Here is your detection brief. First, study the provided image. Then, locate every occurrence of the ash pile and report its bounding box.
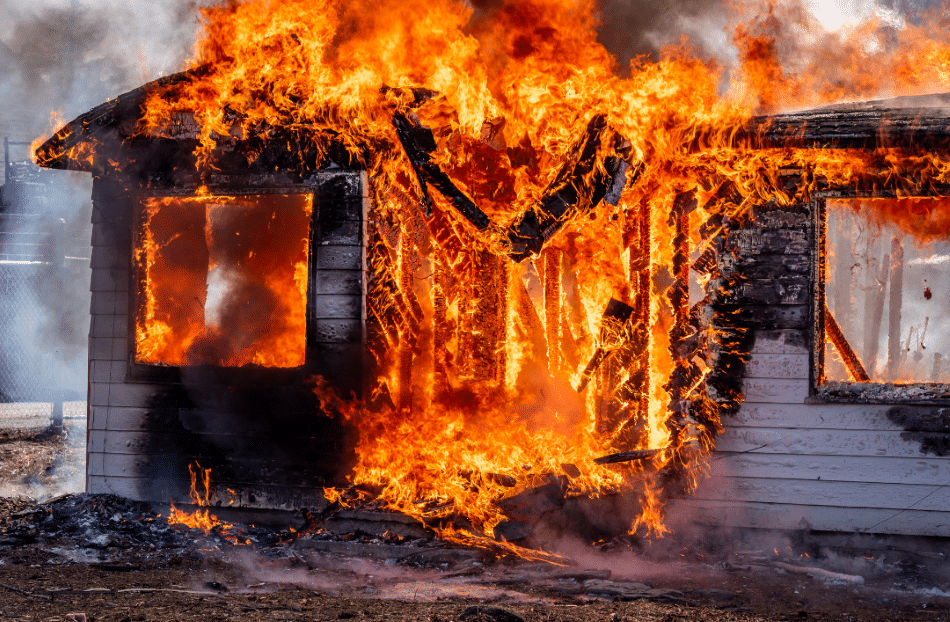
[0,494,446,562]
[1,492,948,599]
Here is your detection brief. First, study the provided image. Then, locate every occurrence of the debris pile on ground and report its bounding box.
[0,429,949,620]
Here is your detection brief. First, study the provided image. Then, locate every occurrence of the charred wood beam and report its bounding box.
[691,246,717,276]
[575,298,635,392]
[506,115,636,261]
[824,302,870,382]
[392,111,639,261]
[738,93,950,151]
[544,248,562,373]
[593,449,661,465]
[633,205,651,425]
[668,191,694,345]
[664,358,704,404]
[392,112,491,228]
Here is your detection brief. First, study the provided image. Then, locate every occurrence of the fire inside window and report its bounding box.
[822,198,950,384]
[135,194,313,368]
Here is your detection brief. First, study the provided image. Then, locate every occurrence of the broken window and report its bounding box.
[821,197,950,386]
[134,193,313,368]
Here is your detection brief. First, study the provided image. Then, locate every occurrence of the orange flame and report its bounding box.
[167,462,248,544]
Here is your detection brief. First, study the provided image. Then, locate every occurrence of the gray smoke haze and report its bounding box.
[0,1,205,142]
[595,0,733,71]
[0,1,208,443]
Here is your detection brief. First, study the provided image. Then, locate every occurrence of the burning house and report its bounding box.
[27,0,950,547]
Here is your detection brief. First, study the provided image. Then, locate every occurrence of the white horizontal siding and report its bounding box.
[693,330,950,537]
[708,453,950,486]
[667,499,950,537]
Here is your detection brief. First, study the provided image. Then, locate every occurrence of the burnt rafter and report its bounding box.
[391,111,639,261]
[505,115,636,261]
[392,111,491,228]
[593,448,661,465]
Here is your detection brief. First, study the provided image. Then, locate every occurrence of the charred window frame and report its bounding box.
[813,191,950,403]
[125,176,366,386]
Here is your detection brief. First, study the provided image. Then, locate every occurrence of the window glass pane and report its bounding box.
[136,194,312,368]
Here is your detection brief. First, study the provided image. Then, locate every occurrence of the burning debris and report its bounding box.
[1,487,949,621]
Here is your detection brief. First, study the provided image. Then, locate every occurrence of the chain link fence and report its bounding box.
[0,141,91,435]
[0,213,72,430]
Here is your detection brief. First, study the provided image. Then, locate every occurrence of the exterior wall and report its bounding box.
[86,172,368,510]
[86,177,136,498]
[670,193,950,537]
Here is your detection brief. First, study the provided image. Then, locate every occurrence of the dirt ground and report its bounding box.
[1,428,949,622]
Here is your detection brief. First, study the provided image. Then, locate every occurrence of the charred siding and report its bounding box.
[86,172,366,511]
[672,178,950,538]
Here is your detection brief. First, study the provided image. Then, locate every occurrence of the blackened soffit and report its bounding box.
[745,92,950,151]
[34,67,209,173]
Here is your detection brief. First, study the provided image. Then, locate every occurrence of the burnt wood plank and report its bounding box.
[315,294,362,319]
[749,330,809,354]
[744,353,810,379]
[316,246,361,270]
[719,304,809,330]
[88,451,346,486]
[88,429,354,458]
[318,220,361,245]
[740,378,810,403]
[735,279,810,305]
[730,229,809,255]
[313,319,362,343]
[316,270,362,296]
[750,204,810,229]
[86,474,328,510]
[725,253,811,279]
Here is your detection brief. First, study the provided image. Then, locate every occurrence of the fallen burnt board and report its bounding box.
[1,493,950,621]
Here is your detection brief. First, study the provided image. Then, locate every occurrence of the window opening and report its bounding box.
[822,197,950,384]
[135,193,313,368]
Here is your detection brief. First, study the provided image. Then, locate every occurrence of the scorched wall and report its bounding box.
[85,171,368,511]
[671,187,950,538]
